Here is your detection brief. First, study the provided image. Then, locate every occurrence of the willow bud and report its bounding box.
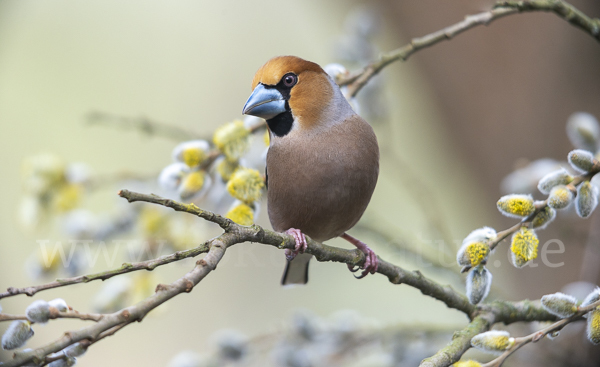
[1,321,34,350]
[497,194,535,218]
[541,292,578,318]
[532,206,556,230]
[462,227,497,244]
[471,330,514,355]
[466,266,492,305]
[172,140,210,168]
[548,185,574,210]
[568,149,597,173]
[576,181,598,218]
[25,299,51,324]
[213,120,251,161]
[581,287,600,319]
[457,241,490,268]
[587,309,600,345]
[566,112,599,153]
[538,168,573,195]
[510,227,539,268]
[226,168,265,203]
[48,356,77,367]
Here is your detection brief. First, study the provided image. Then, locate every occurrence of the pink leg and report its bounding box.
[341,233,379,279]
[284,228,308,261]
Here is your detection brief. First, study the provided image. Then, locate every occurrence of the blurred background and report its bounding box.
[0,0,599,366]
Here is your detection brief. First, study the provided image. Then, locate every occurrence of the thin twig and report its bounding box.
[0,242,210,300]
[86,111,204,141]
[338,0,600,97]
[482,299,600,367]
[0,311,103,323]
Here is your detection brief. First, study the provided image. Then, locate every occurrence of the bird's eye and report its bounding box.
[282,73,297,88]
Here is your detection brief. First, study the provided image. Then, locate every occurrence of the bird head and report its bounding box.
[243,56,351,138]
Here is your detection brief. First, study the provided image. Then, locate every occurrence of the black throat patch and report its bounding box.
[267,109,294,137]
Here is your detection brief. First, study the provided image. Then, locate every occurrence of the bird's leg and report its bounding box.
[341,233,379,279]
[284,228,308,261]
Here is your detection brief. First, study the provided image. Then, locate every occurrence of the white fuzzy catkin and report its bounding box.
[466,266,492,305]
[158,163,189,191]
[581,287,600,319]
[48,298,69,312]
[568,149,597,173]
[172,140,210,168]
[537,168,573,195]
[496,194,535,218]
[63,342,87,358]
[548,185,574,210]
[48,356,77,367]
[213,329,248,361]
[1,321,34,350]
[566,112,600,153]
[532,206,556,229]
[587,309,600,345]
[462,227,497,245]
[541,292,579,318]
[576,181,599,218]
[471,330,513,355]
[25,299,51,323]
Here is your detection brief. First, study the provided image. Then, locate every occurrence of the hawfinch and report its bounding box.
[242,56,379,285]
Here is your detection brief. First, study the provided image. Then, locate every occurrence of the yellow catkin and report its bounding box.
[139,207,169,236]
[54,184,81,212]
[225,203,254,226]
[453,361,482,367]
[213,120,250,161]
[497,195,535,217]
[182,147,206,168]
[548,186,573,209]
[38,248,61,272]
[226,168,265,203]
[489,335,510,350]
[532,206,556,229]
[263,129,270,146]
[466,242,490,267]
[511,227,539,266]
[217,159,240,182]
[182,171,205,192]
[588,309,600,345]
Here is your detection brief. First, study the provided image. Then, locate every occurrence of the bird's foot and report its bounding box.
[284,228,308,261]
[341,233,378,279]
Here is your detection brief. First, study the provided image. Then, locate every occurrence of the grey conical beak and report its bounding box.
[242,84,286,120]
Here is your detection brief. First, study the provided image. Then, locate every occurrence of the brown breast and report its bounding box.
[266,114,379,242]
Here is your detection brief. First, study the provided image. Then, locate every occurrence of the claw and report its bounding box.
[341,233,379,279]
[284,228,307,261]
[347,263,360,272]
[354,269,369,279]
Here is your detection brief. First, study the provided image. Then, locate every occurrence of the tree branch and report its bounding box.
[338,0,600,97]
[420,315,494,367]
[0,242,210,300]
[86,111,204,141]
[482,299,600,367]
[0,311,102,323]
[0,231,230,367]
[0,191,560,366]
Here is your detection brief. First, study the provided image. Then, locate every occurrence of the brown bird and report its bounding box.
[242,56,379,285]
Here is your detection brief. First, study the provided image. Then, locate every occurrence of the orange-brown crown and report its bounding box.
[251,56,324,89]
[251,56,334,129]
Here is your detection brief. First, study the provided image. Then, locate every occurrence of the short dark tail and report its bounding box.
[281,253,312,285]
